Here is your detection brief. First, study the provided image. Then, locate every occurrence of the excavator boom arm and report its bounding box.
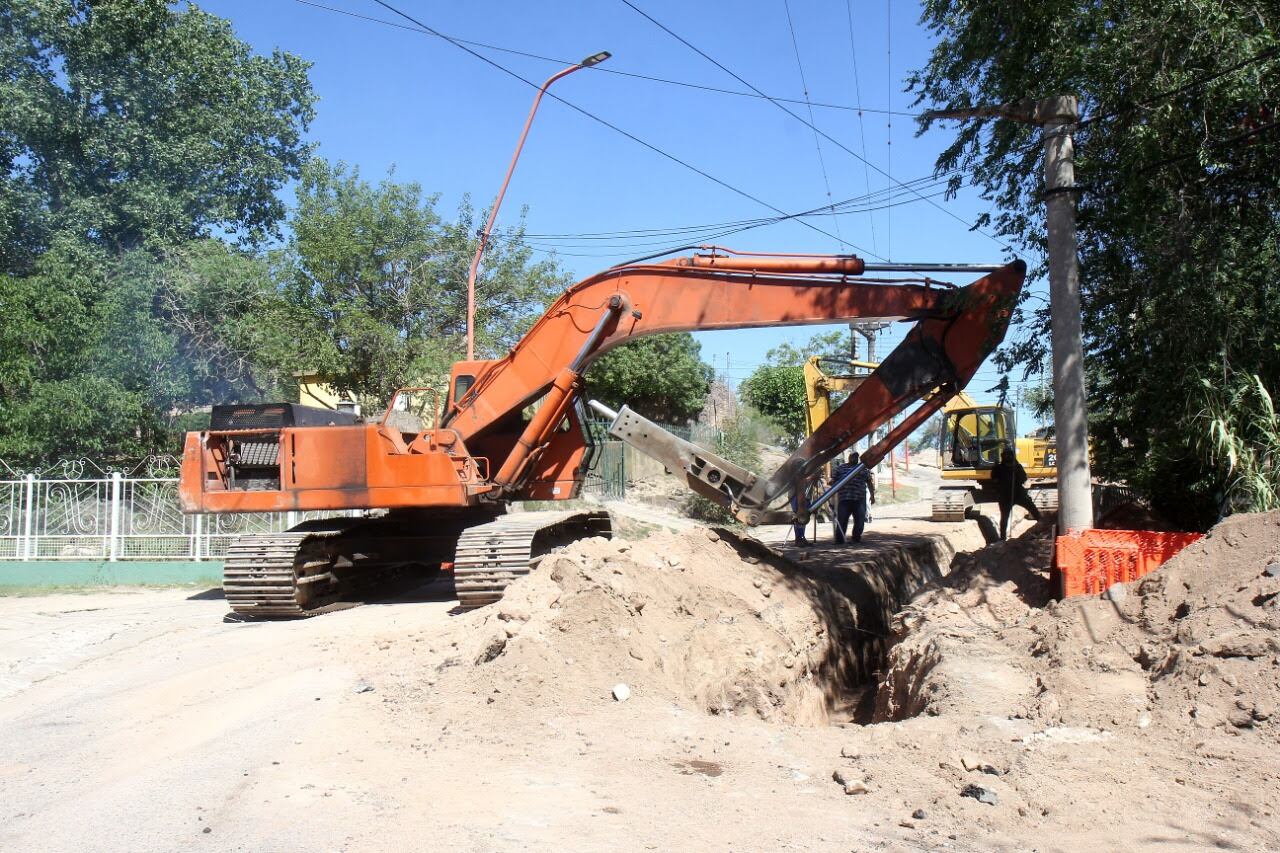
[447,253,1002,440]
[448,250,1023,511]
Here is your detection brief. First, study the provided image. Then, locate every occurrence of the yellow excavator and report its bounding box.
[802,355,879,456]
[930,391,1059,521]
[802,359,1059,522]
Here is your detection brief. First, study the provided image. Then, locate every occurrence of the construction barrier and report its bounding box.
[1055,528,1203,598]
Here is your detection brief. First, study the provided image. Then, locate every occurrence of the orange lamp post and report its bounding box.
[464,51,611,360]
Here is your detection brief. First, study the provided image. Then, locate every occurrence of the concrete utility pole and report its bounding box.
[850,320,888,449]
[923,96,1093,531]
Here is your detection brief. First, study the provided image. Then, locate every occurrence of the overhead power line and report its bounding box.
[844,0,879,256]
[782,0,842,248]
[347,0,881,258]
[520,173,948,241]
[492,182,954,259]
[292,0,918,117]
[617,0,1013,253]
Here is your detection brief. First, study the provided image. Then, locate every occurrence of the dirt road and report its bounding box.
[2,509,1275,852]
[0,583,905,852]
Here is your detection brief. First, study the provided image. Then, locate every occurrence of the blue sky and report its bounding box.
[203,0,1053,430]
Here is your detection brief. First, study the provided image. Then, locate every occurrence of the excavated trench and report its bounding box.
[446,519,992,727]
[722,527,984,723]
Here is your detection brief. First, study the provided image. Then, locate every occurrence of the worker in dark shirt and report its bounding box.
[990,446,1043,540]
[831,451,876,544]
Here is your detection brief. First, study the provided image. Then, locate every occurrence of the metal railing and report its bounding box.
[0,447,631,562]
[0,458,337,562]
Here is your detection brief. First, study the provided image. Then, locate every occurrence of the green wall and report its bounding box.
[0,561,223,588]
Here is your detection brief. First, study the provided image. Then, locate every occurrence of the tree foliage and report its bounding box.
[0,0,315,270]
[912,1,1280,528]
[584,334,713,424]
[740,365,807,446]
[738,329,853,445]
[763,329,850,367]
[0,0,312,464]
[274,160,572,406]
[0,240,277,463]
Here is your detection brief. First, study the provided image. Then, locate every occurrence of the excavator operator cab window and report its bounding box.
[943,406,1013,470]
[452,374,475,404]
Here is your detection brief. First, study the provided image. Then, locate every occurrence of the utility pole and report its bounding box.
[850,320,889,450]
[923,96,1093,531]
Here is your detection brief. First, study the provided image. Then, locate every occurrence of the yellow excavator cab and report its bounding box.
[940,396,1012,473]
[933,391,1060,520]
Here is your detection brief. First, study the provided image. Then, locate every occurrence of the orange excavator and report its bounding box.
[180,248,1024,616]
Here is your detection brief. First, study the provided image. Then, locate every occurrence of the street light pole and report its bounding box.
[464,51,611,362]
[923,95,1093,531]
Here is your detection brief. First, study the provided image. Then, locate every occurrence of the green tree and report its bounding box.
[912,1,1280,528]
[0,240,278,465]
[764,329,850,367]
[740,365,807,445]
[0,0,315,269]
[1022,384,1054,421]
[584,334,713,424]
[0,0,316,464]
[737,328,856,445]
[276,160,571,406]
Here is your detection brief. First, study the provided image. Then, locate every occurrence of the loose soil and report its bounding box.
[1,508,1276,851]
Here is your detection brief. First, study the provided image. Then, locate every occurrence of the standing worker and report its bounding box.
[991,445,1043,540]
[831,451,876,544]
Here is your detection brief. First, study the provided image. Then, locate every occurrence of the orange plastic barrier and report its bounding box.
[1054,529,1204,598]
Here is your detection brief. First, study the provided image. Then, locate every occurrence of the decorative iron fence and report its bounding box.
[0,457,334,562]
[0,445,630,562]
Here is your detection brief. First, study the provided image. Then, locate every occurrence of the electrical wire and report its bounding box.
[617,0,1012,254]
[291,0,1031,258]
[488,181,955,259]
[885,0,892,260]
[844,0,879,257]
[782,0,842,249]
[365,0,880,259]
[291,0,920,118]
[519,172,949,240]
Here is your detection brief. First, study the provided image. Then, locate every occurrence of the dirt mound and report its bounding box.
[441,528,848,724]
[876,511,1280,737]
[430,524,960,725]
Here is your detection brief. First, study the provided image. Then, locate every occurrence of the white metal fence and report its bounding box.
[1,448,631,562]
[0,458,318,562]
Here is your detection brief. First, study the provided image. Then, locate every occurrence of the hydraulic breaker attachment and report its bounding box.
[588,401,787,524]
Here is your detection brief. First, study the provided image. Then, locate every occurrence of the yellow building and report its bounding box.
[294,371,361,417]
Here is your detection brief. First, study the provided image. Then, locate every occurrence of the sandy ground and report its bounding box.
[1,502,1275,852]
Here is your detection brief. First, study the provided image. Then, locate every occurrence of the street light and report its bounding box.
[463,50,612,361]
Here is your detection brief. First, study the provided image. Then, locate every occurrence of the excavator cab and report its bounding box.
[941,404,1013,471]
[931,392,1062,521]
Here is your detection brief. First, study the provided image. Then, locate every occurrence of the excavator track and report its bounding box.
[1029,484,1059,516]
[222,510,611,617]
[931,486,975,522]
[222,520,371,617]
[454,510,612,610]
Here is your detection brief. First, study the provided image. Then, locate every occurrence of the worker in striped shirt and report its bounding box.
[831,450,876,544]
